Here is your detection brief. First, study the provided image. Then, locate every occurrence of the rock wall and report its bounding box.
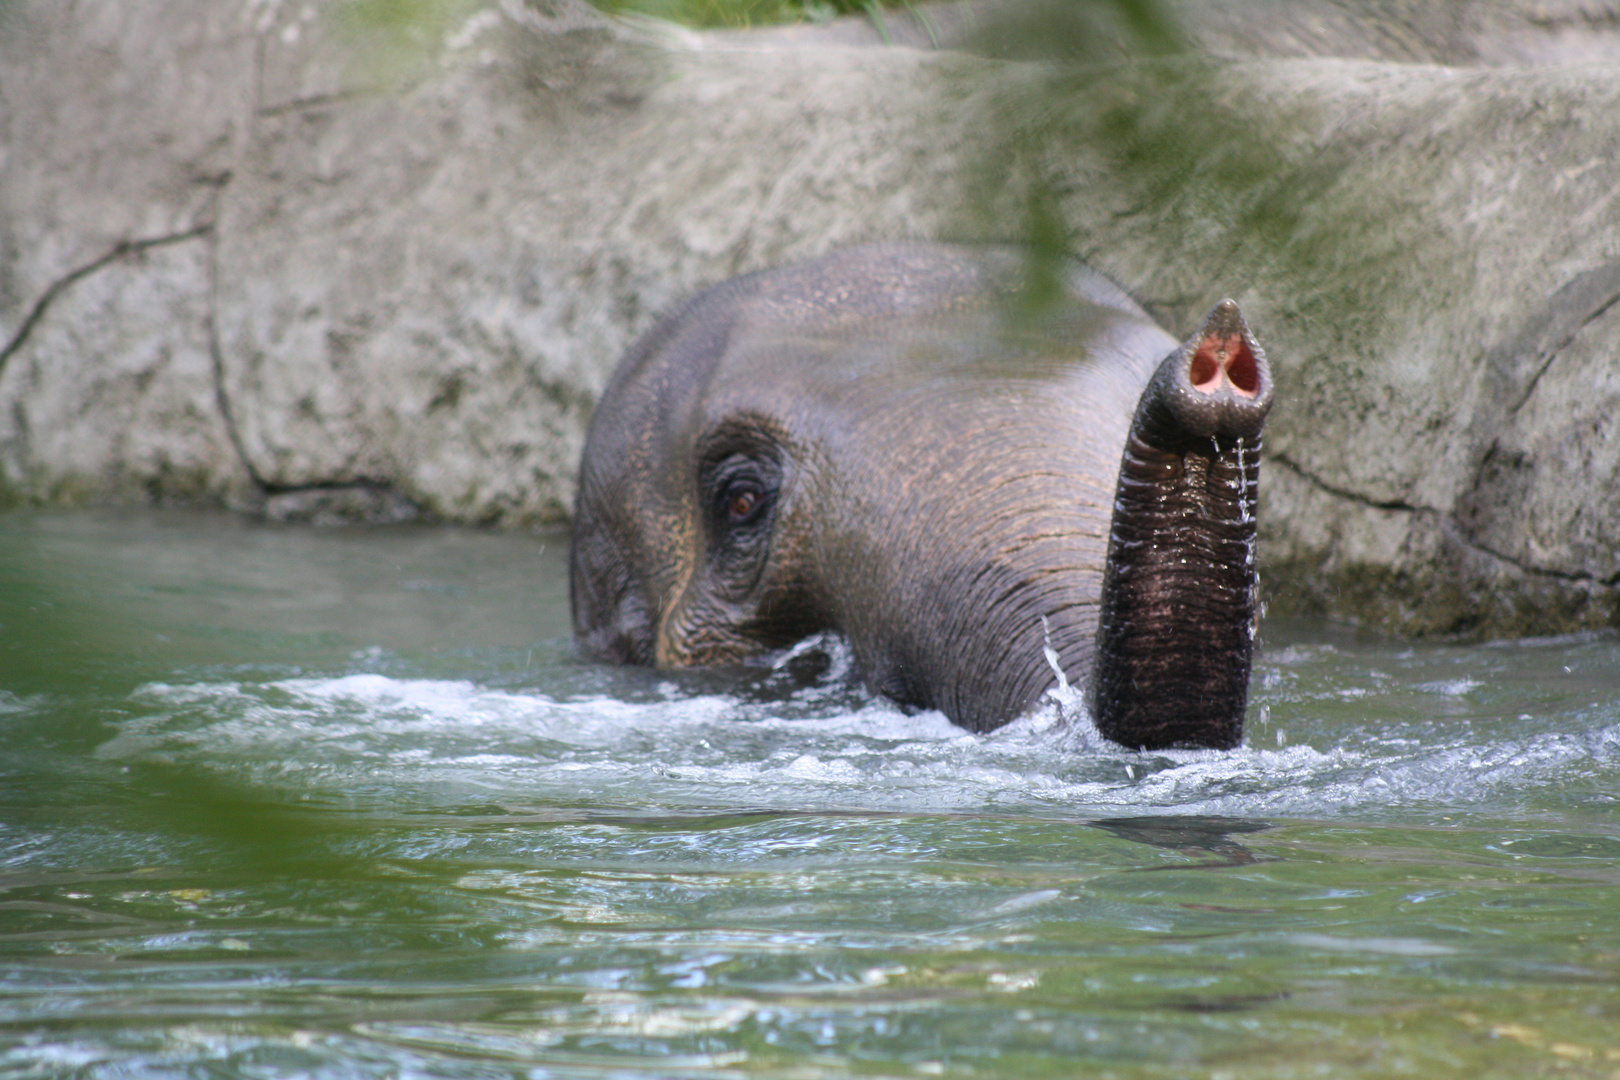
[0,0,998,524]
[1,0,1616,636]
[1007,53,1620,636]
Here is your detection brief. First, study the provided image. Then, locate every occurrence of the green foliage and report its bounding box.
[590,0,908,30]
[967,0,1182,61]
[335,0,483,86]
[341,0,481,38]
[585,0,1180,40]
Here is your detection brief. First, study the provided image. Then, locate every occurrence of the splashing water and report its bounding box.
[1234,435,1254,529]
[87,630,1620,823]
[4,509,1620,1080]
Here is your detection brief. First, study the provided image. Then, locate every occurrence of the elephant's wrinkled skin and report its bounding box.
[570,243,1273,749]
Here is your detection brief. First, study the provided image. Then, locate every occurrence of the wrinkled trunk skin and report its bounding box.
[1091,302,1272,750]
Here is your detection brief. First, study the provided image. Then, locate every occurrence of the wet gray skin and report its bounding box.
[571,243,1274,749]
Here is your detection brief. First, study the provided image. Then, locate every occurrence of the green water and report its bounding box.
[3,509,1619,1078]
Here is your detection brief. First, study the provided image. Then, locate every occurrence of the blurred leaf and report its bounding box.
[590,0,904,30]
[967,0,1184,62]
[335,0,484,86]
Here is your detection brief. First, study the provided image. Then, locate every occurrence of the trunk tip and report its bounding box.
[1150,299,1273,440]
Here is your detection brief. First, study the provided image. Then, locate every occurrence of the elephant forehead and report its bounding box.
[712,306,1088,383]
[834,384,1131,512]
[702,287,1170,404]
[697,337,1150,467]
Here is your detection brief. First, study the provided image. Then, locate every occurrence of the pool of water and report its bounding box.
[3,508,1618,1079]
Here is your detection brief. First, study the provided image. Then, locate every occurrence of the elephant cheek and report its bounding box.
[654,588,756,668]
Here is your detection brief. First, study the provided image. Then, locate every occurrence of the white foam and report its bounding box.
[1416,678,1483,696]
[0,689,45,716]
[97,669,1620,820]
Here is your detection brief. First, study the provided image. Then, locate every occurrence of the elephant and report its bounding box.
[569,242,1273,750]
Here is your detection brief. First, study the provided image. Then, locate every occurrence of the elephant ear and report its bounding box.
[1089,299,1274,751]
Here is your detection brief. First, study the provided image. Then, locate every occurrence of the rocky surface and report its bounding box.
[1,0,1616,636]
[1015,52,1620,636]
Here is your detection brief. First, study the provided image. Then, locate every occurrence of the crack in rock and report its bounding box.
[0,225,215,380]
[1268,452,1427,515]
[203,217,264,495]
[1493,262,1620,417]
[1270,452,1618,589]
[1465,535,1620,588]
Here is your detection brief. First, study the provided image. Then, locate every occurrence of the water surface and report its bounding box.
[3,509,1618,1078]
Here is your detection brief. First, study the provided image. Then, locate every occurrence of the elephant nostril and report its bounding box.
[1225,338,1260,397]
[1189,345,1220,392]
[1190,333,1259,398]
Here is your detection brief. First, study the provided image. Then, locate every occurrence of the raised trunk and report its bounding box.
[1090,300,1274,750]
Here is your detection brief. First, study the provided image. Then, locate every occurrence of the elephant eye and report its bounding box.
[728,487,761,522]
[719,477,770,527]
[699,437,784,548]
